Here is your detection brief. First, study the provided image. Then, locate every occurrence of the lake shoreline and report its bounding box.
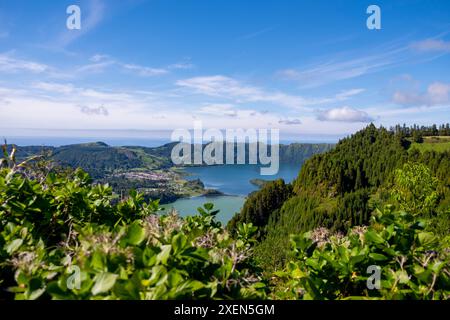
[161,163,301,223]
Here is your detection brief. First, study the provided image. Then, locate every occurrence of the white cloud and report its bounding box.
[198,104,237,117]
[122,64,168,77]
[317,106,373,122]
[334,88,366,100]
[393,82,450,106]
[69,54,186,77]
[177,75,253,96]
[0,53,49,73]
[31,81,135,102]
[277,45,407,88]
[177,75,311,109]
[176,75,364,110]
[168,62,194,70]
[410,39,450,53]
[76,60,116,74]
[90,54,110,62]
[278,118,302,125]
[0,79,379,138]
[32,82,75,94]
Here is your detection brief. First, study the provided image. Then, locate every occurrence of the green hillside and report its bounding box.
[409,136,450,153]
[230,124,450,270]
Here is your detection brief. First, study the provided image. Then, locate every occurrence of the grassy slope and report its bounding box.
[409,136,450,153]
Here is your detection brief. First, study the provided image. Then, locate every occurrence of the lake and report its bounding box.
[162,163,301,224]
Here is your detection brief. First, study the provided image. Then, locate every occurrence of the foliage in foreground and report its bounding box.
[1,146,449,300]
[0,150,265,300]
[274,206,450,300]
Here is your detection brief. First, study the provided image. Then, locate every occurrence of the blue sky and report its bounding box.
[0,0,449,141]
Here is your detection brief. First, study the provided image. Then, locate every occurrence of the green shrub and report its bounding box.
[0,158,266,300]
[273,206,450,300]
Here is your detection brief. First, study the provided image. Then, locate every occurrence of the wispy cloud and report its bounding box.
[176,75,308,109]
[176,75,363,110]
[74,54,183,77]
[198,104,238,117]
[410,39,450,53]
[277,40,413,88]
[168,62,195,70]
[32,81,134,102]
[317,106,374,123]
[0,53,49,73]
[76,60,116,74]
[90,54,109,62]
[122,64,169,77]
[32,82,75,94]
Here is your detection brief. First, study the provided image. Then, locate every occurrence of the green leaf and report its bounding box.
[91,272,118,296]
[349,254,365,265]
[396,270,410,284]
[291,234,314,252]
[365,231,385,245]
[291,268,305,279]
[142,247,157,267]
[369,253,389,261]
[203,203,214,211]
[5,238,23,254]
[417,232,436,247]
[171,234,187,254]
[167,270,184,287]
[29,288,46,300]
[90,250,105,270]
[126,222,146,245]
[157,245,172,265]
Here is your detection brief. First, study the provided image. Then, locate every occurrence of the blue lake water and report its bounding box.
[162,163,301,223]
[183,164,301,196]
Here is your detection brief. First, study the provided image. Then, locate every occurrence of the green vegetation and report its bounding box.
[274,206,450,300]
[232,124,450,270]
[0,149,266,300]
[228,179,292,236]
[410,140,450,154]
[1,124,449,300]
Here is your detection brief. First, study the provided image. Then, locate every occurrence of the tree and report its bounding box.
[412,130,424,143]
[392,162,439,216]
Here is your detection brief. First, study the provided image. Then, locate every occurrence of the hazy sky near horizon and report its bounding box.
[0,0,449,140]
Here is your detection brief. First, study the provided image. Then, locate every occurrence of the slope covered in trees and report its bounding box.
[228,179,292,236]
[231,124,450,269]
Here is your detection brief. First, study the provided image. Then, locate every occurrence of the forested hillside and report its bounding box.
[230,124,450,269]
